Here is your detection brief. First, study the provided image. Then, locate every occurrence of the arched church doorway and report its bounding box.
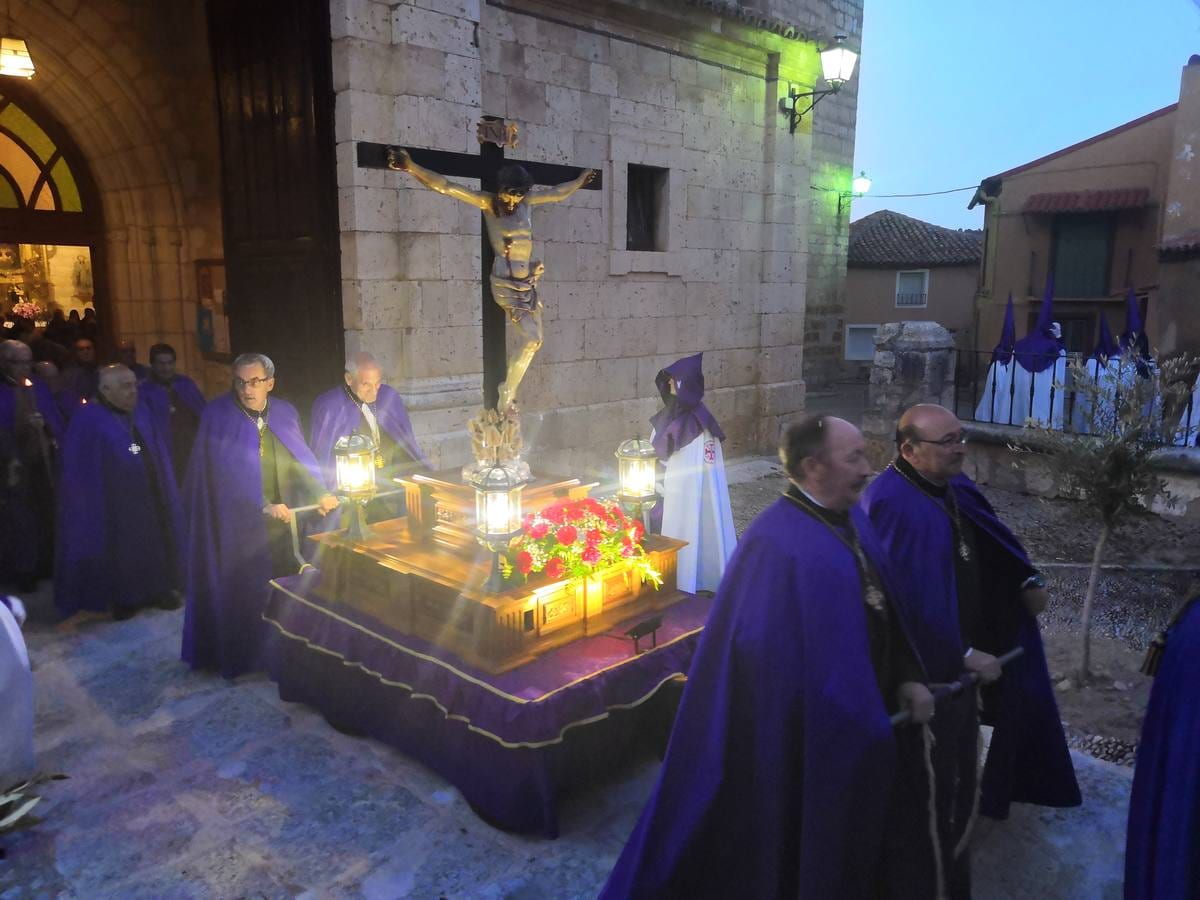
[0,82,107,359]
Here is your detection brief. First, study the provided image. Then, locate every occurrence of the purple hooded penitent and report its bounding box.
[599,498,912,898]
[1091,312,1118,363]
[862,467,1081,819]
[181,393,325,678]
[648,352,724,462]
[1119,287,1153,376]
[992,293,1017,365]
[1014,277,1062,373]
[55,397,182,615]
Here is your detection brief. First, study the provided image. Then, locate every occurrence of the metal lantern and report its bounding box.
[851,171,872,196]
[0,38,34,80]
[616,437,658,528]
[616,437,657,505]
[819,35,857,86]
[333,433,377,540]
[472,463,525,591]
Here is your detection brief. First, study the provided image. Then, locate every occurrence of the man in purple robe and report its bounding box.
[0,340,62,592]
[139,342,206,485]
[1125,587,1200,900]
[309,351,428,521]
[182,352,337,678]
[601,416,935,899]
[59,336,99,414]
[55,365,182,619]
[861,404,1080,827]
[117,339,150,380]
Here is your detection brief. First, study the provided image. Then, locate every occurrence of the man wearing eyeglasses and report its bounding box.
[182,352,337,678]
[861,405,1079,846]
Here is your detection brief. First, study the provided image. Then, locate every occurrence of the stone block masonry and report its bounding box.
[335,0,862,473]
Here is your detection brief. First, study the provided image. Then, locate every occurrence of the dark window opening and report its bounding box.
[1052,214,1112,297]
[626,164,668,251]
[523,608,535,632]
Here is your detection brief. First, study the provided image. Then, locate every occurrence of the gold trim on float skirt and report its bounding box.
[263,578,697,750]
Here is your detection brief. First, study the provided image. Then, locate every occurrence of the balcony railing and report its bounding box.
[895,292,927,308]
[955,350,1199,447]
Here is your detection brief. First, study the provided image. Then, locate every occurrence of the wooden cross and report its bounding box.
[356,125,602,410]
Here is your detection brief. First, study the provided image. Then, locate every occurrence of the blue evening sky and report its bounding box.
[848,0,1200,230]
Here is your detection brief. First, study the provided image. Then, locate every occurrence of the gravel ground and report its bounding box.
[726,461,1199,765]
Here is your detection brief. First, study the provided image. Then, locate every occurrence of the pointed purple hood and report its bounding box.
[1118,288,1152,375]
[992,293,1017,365]
[1091,313,1118,363]
[1014,277,1062,373]
[649,353,725,461]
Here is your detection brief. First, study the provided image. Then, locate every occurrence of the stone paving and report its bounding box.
[1,463,1135,898]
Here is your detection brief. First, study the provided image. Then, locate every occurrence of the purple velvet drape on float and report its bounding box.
[55,399,182,615]
[0,378,63,584]
[601,498,900,899]
[862,468,1080,819]
[1125,596,1200,900]
[263,571,709,837]
[181,394,324,678]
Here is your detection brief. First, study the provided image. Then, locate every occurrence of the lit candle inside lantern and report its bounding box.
[333,433,377,499]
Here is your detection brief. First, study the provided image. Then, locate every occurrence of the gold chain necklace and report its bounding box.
[783,491,886,611]
[890,462,972,562]
[239,400,269,458]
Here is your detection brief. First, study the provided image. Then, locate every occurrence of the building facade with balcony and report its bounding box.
[970,56,1200,360]
[843,209,981,366]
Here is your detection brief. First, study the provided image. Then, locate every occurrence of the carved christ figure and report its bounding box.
[388,148,596,411]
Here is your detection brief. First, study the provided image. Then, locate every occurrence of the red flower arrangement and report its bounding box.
[501,497,661,587]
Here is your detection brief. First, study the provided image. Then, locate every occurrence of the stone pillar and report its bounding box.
[861,321,956,466]
[1156,55,1200,355]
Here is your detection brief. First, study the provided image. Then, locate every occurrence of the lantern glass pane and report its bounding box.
[852,173,872,195]
[485,490,510,537]
[820,45,856,84]
[0,39,34,79]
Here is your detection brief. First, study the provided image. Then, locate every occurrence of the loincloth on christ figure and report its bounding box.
[490,262,544,324]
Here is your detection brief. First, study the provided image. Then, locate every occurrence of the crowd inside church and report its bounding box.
[1,324,1197,897]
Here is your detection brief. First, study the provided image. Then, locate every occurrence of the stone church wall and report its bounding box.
[334,0,861,473]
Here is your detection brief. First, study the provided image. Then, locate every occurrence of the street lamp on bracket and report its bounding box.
[779,34,857,134]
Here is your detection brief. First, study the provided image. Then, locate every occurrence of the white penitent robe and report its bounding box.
[1009,354,1067,428]
[659,430,737,594]
[0,597,34,785]
[1174,374,1200,447]
[974,361,1014,425]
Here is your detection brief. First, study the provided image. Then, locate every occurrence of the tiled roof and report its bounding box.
[1022,188,1151,214]
[1159,229,1200,260]
[848,210,983,268]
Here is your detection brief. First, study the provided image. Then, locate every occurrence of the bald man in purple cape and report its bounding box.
[1125,590,1200,899]
[139,342,207,486]
[601,416,936,900]
[182,353,337,678]
[861,404,1080,824]
[55,365,183,619]
[1,340,62,591]
[309,352,428,522]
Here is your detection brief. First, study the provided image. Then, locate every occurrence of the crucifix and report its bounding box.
[356,119,602,413]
